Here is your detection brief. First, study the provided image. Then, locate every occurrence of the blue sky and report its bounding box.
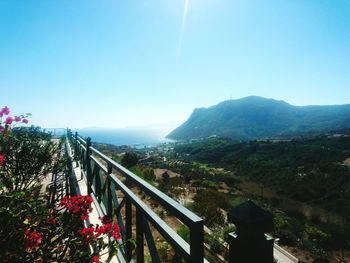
[1,0,349,129]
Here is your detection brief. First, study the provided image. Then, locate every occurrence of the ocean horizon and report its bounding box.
[76,127,174,147]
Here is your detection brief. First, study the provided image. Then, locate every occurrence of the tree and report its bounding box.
[143,167,155,181]
[121,152,138,168]
[193,189,227,227]
[161,171,170,184]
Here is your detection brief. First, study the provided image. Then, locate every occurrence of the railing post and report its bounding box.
[190,220,204,262]
[125,197,133,262]
[65,136,72,196]
[86,137,92,195]
[74,132,78,161]
[107,163,113,218]
[228,232,235,263]
[136,207,144,263]
[227,201,274,263]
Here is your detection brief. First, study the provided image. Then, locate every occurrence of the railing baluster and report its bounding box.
[111,189,126,240]
[86,137,92,195]
[125,197,133,262]
[143,220,161,263]
[74,132,78,161]
[190,221,204,263]
[95,167,101,202]
[136,206,144,263]
[107,163,113,218]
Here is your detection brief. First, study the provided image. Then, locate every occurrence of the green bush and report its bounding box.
[121,152,139,168]
[0,126,60,192]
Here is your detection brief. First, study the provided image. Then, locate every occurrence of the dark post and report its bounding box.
[65,136,72,195]
[136,207,144,263]
[227,200,274,263]
[190,220,204,262]
[74,132,78,161]
[125,197,133,262]
[86,137,92,195]
[95,167,101,201]
[106,163,113,218]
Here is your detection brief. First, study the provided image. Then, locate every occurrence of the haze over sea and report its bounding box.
[77,127,173,147]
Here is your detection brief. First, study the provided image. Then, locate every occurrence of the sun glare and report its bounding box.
[177,0,190,58]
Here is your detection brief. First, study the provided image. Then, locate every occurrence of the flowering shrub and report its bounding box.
[0,106,60,192]
[0,106,29,169]
[24,230,42,250]
[60,195,94,221]
[0,191,124,262]
[0,106,29,131]
[0,106,128,262]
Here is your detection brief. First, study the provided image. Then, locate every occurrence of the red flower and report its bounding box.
[80,227,96,243]
[0,154,4,166]
[95,218,121,240]
[22,118,28,124]
[91,255,99,263]
[59,195,93,221]
[46,216,57,225]
[14,116,21,122]
[99,215,112,225]
[24,230,42,249]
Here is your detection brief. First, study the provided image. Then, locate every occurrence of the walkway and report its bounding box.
[71,161,120,263]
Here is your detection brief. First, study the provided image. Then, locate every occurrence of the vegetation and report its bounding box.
[175,136,350,221]
[92,125,350,262]
[173,136,350,262]
[192,189,229,227]
[167,96,350,140]
[121,151,139,168]
[0,126,60,191]
[0,107,124,262]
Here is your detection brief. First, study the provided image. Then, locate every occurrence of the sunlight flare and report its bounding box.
[177,0,190,58]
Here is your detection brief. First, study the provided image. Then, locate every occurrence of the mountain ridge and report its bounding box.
[167,96,350,140]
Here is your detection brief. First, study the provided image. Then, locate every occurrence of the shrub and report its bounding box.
[121,152,139,168]
[0,125,59,192]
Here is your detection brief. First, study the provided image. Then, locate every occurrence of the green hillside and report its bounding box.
[167,96,350,140]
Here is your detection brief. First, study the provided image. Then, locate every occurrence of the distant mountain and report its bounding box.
[167,96,350,140]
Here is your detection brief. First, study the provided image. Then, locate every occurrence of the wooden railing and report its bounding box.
[67,130,207,263]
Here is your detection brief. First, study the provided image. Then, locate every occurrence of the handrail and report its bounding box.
[43,127,67,138]
[67,130,207,263]
[89,145,203,226]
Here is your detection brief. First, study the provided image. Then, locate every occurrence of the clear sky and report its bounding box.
[1,0,349,129]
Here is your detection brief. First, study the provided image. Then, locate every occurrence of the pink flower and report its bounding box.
[22,118,29,124]
[91,255,99,263]
[1,106,10,115]
[5,117,13,125]
[24,230,42,249]
[14,116,21,122]
[0,154,4,166]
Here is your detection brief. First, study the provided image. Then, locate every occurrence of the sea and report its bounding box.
[77,127,174,148]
